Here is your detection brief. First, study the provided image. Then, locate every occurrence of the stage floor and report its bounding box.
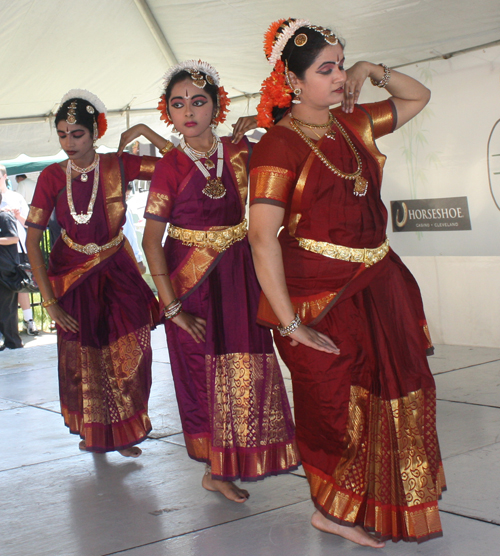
[1,329,500,555]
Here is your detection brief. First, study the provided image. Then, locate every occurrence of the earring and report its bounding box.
[93,121,99,142]
[292,88,302,104]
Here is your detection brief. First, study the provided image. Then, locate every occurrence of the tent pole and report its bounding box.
[133,0,178,66]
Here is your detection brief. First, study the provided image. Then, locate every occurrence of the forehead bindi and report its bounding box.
[57,124,86,135]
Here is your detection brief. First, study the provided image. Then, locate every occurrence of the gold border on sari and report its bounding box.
[145,191,172,219]
[303,384,445,541]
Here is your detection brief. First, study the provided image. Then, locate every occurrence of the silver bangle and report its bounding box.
[165,299,182,320]
[370,63,391,88]
[277,313,301,337]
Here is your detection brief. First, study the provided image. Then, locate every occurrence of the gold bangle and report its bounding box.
[42,297,58,308]
[160,141,174,156]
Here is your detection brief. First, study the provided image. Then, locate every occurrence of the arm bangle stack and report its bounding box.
[277,313,301,337]
[370,63,391,88]
[165,298,182,320]
[42,297,58,308]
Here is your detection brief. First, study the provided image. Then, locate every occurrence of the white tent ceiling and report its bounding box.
[1,0,499,159]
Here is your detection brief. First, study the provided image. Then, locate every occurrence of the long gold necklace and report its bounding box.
[70,154,99,182]
[289,116,368,196]
[66,154,100,224]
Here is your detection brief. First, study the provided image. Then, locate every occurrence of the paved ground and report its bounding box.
[1,329,500,555]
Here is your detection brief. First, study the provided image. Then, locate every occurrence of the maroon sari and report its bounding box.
[27,153,160,452]
[145,137,299,481]
[250,101,445,542]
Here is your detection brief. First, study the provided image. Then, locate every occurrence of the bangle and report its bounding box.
[31,263,46,271]
[160,142,174,156]
[164,298,178,310]
[277,313,301,337]
[42,297,58,308]
[370,63,391,88]
[151,272,169,277]
[165,298,182,320]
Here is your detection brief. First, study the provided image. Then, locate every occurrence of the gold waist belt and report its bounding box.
[168,219,247,253]
[61,229,124,256]
[296,236,390,267]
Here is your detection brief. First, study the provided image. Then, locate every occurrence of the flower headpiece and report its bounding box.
[59,89,108,139]
[257,18,339,128]
[157,60,230,126]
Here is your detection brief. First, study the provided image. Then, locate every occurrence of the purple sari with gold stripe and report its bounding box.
[27,153,160,452]
[145,137,299,481]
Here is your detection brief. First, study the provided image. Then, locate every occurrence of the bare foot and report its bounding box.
[202,472,249,503]
[118,446,142,458]
[79,440,87,451]
[311,510,385,548]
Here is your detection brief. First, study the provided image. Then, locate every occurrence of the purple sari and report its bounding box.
[145,138,299,480]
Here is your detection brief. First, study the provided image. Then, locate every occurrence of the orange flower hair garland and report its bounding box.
[257,18,311,128]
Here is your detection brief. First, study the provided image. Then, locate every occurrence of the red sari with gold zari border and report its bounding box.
[249,101,445,543]
[144,137,299,481]
[27,153,160,452]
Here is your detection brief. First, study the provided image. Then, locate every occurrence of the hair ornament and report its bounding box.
[265,18,310,67]
[157,59,230,127]
[161,59,221,91]
[66,101,78,125]
[59,89,108,139]
[258,18,340,128]
[294,33,308,47]
[60,89,107,116]
[256,60,292,128]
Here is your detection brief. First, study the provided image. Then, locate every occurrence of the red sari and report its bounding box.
[144,137,299,481]
[250,101,445,543]
[27,153,160,452]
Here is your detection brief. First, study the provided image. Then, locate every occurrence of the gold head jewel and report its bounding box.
[66,101,78,125]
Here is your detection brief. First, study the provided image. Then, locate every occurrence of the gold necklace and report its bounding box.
[291,112,334,129]
[70,154,99,182]
[290,113,336,141]
[183,137,218,170]
[66,154,100,224]
[181,135,226,199]
[289,117,368,196]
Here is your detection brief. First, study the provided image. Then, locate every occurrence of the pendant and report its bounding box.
[353,176,369,196]
[204,159,215,170]
[71,211,93,225]
[202,178,226,199]
[324,130,336,141]
[81,173,88,182]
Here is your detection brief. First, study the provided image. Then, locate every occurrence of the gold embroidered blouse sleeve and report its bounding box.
[26,206,51,229]
[145,191,172,221]
[249,166,296,206]
[363,100,397,139]
[138,155,160,181]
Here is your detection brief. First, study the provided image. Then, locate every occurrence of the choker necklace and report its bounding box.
[290,113,336,140]
[289,117,368,196]
[181,135,226,199]
[70,154,99,182]
[182,137,218,170]
[66,154,100,224]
